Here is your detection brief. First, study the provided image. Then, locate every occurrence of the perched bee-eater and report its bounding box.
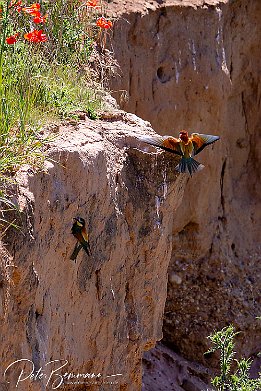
[70,217,91,261]
[139,130,220,176]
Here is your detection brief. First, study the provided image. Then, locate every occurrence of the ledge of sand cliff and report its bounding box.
[0,111,187,391]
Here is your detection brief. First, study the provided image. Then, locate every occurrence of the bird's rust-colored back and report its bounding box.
[179,131,189,144]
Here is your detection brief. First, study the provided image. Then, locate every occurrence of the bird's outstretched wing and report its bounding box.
[191,133,220,155]
[138,135,182,156]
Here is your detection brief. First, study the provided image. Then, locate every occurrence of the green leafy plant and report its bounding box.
[207,325,261,391]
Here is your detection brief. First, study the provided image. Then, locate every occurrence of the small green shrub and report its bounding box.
[207,325,261,391]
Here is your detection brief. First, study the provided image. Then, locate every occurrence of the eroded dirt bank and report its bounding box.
[108,0,261,385]
[0,113,187,390]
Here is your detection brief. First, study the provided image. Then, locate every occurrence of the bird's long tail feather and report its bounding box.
[176,157,204,176]
[70,242,83,261]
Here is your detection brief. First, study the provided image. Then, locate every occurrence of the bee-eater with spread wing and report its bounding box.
[70,217,91,261]
[138,130,220,176]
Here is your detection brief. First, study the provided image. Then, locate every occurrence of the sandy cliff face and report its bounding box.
[108,0,261,371]
[0,113,187,390]
[0,0,260,390]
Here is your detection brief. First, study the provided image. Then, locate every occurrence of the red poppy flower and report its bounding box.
[6,33,19,44]
[86,0,98,6]
[9,0,22,12]
[33,12,47,23]
[9,0,21,7]
[22,2,40,16]
[96,17,112,29]
[24,29,47,43]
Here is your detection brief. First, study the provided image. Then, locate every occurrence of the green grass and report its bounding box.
[0,0,112,230]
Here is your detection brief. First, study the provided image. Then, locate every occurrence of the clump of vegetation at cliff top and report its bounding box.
[0,0,113,228]
[207,324,261,391]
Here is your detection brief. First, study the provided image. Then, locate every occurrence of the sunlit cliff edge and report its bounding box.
[0,112,187,390]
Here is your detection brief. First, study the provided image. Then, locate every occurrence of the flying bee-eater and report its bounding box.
[70,217,91,261]
[138,130,220,176]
